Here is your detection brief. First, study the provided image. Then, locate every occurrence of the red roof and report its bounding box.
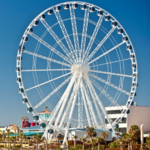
[38,110,52,114]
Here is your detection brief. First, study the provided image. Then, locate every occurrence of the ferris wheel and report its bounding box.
[16,1,138,144]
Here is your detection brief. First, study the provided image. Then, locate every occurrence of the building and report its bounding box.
[38,110,52,121]
[105,106,127,133]
[105,104,150,134]
[127,106,150,134]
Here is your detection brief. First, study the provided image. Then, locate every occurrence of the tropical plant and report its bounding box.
[96,137,104,150]
[10,136,16,149]
[80,137,87,150]
[129,125,140,141]
[6,129,10,148]
[90,137,96,150]
[101,131,108,147]
[86,127,97,138]
[33,134,42,150]
[19,132,23,149]
[115,132,120,140]
[2,130,5,148]
[108,140,120,148]
[23,134,27,147]
[73,135,78,147]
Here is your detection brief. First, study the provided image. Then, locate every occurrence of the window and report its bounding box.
[107,110,123,114]
[118,128,126,133]
[105,118,126,124]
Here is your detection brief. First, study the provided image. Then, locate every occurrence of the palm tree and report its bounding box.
[10,136,16,149]
[115,132,120,140]
[6,129,10,148]
[96,137,104,150]
[73,135,78,147]
[2,130,5,148]
[23,134,27,147]
[86,140,91,149]
[80,137,87,150]
[90,137,96,150]
[101,131,108,147]
[129,125,140,141]
[33,134,42,150]
[86,127,97,138]
[19,132,23,149]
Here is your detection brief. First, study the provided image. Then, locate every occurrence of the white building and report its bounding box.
[105,106,127,133]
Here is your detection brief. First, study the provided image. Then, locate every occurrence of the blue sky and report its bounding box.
[0,0,150,126]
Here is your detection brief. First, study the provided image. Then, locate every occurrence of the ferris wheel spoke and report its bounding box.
[70,6,80,61]
[58,74,79,128]
[81,79,99,127]
[90,77,124,110]
[90,58,130,68]
[63,74,82,145]
[39,19,74,63]
[85,76,104,128]
[54,73,78,127]
[29,32,71,64]
[81,8,89,62]
[89,73,130,95]
[34,75,72,109]
[86,75,115,132]
[85,27,116,63]
[88,41,125,64]
[83,15,104,62]
[25,72,71,92]
[80,83,91,127]
[22,68,71,72]
[90,69,132,78]
[54,10,76,61]
[23,50,71,67]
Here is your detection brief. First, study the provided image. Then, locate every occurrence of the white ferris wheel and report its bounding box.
[16,1,138,144]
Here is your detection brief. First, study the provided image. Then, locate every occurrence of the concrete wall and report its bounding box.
[127,106,150,133]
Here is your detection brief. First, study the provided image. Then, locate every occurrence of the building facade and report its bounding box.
[105,105,150,134]
[105,106,127,133]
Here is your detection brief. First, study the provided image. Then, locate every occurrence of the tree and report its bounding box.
[23,134,27,147]
[90,137,96,150]
[10,136,16,149]
[6,129,10,148]
[33,134,42,150]
[80,137,87,150]
[86,127,97,138]
[101,132,108,147]
[115,132,120,140]
[42,137,48,150]
[2,130,5,148]
[96,137,104,150]
[129,125,140,141]
[73,135,78,147]
[19,132,23,149]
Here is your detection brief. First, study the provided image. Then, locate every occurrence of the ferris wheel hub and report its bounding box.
[71,63,89,74]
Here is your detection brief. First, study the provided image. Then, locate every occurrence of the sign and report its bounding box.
[22,121,28,128]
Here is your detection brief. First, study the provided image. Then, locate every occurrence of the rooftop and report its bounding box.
[38,110,52,114]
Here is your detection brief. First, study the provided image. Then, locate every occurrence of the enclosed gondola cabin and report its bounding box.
[81,4,86,10]
[22,98,28,104]
[47,9,53,15]
[64,4,69,9]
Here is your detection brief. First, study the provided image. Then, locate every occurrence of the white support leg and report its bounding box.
[86,75,115,132]
[81,79,99,127]
[80,83,91,127]
[54,74,77,127]
[85,76,104,128]
[62,74,82,145]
